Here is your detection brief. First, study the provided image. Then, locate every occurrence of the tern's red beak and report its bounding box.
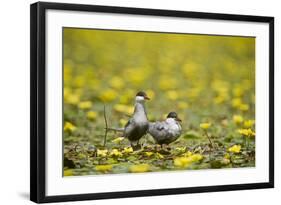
[144,96,150,100]
[176,117,182,122]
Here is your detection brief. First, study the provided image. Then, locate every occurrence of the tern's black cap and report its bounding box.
[136,91,147,97]
[167,112,178,118]
[167,112,181,121]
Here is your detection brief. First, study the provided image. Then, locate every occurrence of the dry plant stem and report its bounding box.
[103,105,108,147]
[204,131,214,149]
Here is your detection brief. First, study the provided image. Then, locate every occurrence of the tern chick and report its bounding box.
[148,112,182,146]
[123,91,150,150]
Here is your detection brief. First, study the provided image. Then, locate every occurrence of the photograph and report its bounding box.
[63,28,256,176]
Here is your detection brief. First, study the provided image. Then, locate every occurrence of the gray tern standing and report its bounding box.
[123,91,150,150]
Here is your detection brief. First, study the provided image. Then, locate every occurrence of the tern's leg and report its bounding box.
[131,141,141,151]
[161,144,171,151]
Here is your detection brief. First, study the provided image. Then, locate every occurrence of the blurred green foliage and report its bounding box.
[63,28,255,176]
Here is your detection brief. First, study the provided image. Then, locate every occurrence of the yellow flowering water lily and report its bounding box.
[64,122,77,132]
[114,104,134,115]
[239,103,249,111]
[174,157,191,168]
[177,101,189,109]
[174,154,203,168]
[109,76,124,89]
[237,128,255,137]
[65,93,80,105]
[95,164,113,172]
[97,149,108,157]
[144,152,154,157]
[158,76,177,90]
[86,111,97,120]
[231,97,242,108]
[189,154,203,162]
[200,123,211,130]
[224,153,230,159]
[129,164,150,173]
[233,115,243,124]
[64,169,73,176]
[99,89,117,102]
[110,149,123,157]
[228,145,241,153]
[111,137,125,144]
[232,87,244,97]
[119,119,127,127]
[182,151,193,157]
[166,90,179,100]
[78,101,92,109]
[244,120,255,128]
[123,147,133,154]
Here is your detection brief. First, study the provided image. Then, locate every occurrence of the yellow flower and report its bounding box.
[111,137,125,144]
[233,115,243,124]
[174,157,191,168]
[119,119,127,127]
[144,152,154,157]
[65,93,80,104]
[86,111,97,120]
[110,149,123,157]
[224,153,230,159]
[114,104,134,115]
[99,89,117,102]
[95,164,113,172]
[64,169,73,176]
[239,103,249,111]
[109,76,124,89]
[123,147,133,154]
[228,145,241,153]
[64,122,77,132]
[189,154,203,162]
[158,76,177,90]
[166,90,179,100]
[78,101,92,109]
[126,68,148,85]
[244,120,255,128]
[119,89,134,104]
[231,98,242,108]
[74,76,85,87]
[200,123,211,130]
[232,87,244,97]
[177,101,189,110]
[129,164,150,173]
[237,128,255,137]
[97,149,108,157]
[182,151,193,157]
[214,95,226,104]
[174,154,203,168]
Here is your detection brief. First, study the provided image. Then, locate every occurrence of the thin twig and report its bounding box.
[103,104,108,147]
[204,131,214,149]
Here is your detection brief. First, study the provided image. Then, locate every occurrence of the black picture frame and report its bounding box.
[30,1,274,203]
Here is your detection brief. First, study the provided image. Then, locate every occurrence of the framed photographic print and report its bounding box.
[30,1,274,203]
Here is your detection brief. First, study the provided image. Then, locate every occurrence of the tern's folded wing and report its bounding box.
[148,122,168,137]
[124,118,135,137]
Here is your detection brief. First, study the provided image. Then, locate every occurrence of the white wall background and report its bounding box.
[0,0,279,204]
